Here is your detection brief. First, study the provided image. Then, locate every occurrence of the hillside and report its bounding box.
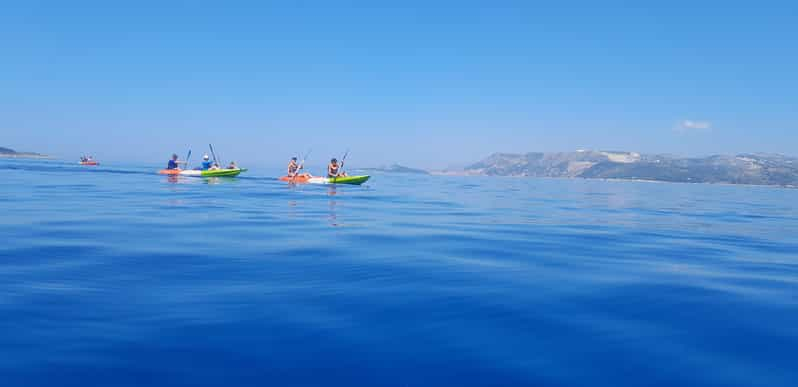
[463,151,798,187]
[0,146,47,158]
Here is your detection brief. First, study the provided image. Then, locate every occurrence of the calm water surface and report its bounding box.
[1,159,796,386]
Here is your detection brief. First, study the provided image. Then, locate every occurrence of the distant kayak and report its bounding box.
[279,175,370,185]
[159,168,246,177]
[79,161,99,166]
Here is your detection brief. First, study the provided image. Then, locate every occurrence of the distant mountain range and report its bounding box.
[359,164,429,175]
[0,146,47,158]
[459,150,798,187]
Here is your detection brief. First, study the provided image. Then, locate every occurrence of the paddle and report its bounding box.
[184,150,192,170]
[209,144,222,169]
[338,149,350,176]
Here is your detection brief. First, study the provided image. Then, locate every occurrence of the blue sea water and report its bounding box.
[1,158,796,387]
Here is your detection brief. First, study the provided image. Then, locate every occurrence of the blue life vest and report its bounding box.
[167,159,178,169]
[202,161,213,170]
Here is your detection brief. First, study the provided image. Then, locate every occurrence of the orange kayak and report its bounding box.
[279,175,311,183]
[79,161,99,166]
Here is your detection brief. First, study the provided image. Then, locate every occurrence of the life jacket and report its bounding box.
[328,164,339,177]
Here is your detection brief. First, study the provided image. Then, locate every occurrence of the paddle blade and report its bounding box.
[209,144,220,165]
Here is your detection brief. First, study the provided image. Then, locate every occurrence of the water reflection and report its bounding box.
[203,177,242,185]
[163,175,244,186]
[328,186,339,226]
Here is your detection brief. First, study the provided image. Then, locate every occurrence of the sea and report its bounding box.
[1,158,796,387]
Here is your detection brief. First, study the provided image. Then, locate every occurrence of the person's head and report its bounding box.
[291,157,297,162]
[203,154,210,161]
[172,154,178,160]
[331,158,338,164]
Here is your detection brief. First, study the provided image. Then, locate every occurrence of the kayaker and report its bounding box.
[201,155,213,170]
[327,158,347,178]
[287,157,310,178]
[166,154,184,170]
[227,161,238,169]
[288,157,299,176]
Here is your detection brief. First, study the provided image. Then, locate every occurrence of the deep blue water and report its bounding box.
[1,158,796,386]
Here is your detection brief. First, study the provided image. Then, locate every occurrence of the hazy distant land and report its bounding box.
[447,150,798,188]
[359,164,430,175]
[0,146,48,159]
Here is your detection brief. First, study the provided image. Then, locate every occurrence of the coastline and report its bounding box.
[0,153,51,159]
[429,171,797,189]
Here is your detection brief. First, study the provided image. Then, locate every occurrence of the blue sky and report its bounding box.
[2,0,796,168]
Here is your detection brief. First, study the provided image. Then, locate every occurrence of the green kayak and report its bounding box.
[165,168,246,177]
[307,175,370,185]
[203,168,245,177]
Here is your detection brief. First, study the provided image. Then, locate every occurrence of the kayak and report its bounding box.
[279,175,370,185]
[79,161,99,166]
[158,168,245,177]
[159,168,246,177]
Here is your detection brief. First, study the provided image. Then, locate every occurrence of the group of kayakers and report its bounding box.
[165,152,347,178]
[79,145,358,182]
[157,144,359,183]
[151,143,370,183]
